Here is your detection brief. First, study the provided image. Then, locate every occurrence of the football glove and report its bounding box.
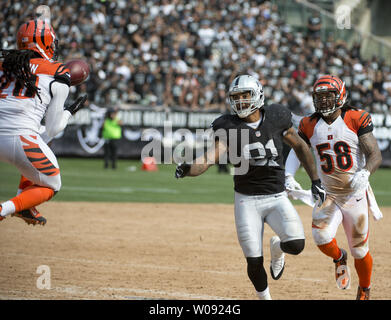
[350,169,370,193]
[65,94,88,115]
[175,163,191,179]
[285,174,303,191]
[311,179,326,206]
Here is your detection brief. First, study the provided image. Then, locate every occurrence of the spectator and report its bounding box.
[307,11,322,39]
[1,1,389,113]
[101,108,123,170]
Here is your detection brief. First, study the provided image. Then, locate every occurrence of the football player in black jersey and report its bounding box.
[175,75,326,300]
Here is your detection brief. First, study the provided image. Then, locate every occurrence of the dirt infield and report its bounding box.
[0,202,390,300]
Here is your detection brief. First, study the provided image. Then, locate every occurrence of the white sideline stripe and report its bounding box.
[102,287,231,300]
[61,186,180,194]
[102,287,232,300]
[61,185,215,194]
[0,287,233,300]
[59,185,391,196]
[370,190,391,195]
[52,286,228,300]
[2,252,327,284]
[2,252,239,276]
[0,288,152,300]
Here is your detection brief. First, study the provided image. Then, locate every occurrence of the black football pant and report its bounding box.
[104,139,119,169]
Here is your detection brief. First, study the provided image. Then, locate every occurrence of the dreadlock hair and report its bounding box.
[0,49,42,102]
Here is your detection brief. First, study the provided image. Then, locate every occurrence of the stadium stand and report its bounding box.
[1,0,390,114]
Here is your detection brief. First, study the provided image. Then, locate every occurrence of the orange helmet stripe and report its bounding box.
[314,75,343,92]
[32,20,38,45]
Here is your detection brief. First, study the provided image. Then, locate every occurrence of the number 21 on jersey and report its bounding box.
[316,141,353,174]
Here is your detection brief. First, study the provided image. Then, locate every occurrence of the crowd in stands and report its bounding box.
[1,0,391,115]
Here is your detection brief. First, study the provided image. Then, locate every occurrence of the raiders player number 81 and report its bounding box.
[175,75,326,299]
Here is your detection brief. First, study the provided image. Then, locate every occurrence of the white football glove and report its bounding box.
[285,174,303,191]
[350,169,370,193]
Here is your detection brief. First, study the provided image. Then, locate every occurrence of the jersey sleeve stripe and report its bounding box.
[344,109,373,135]
[298,131,310,145]
[361,114,372,128]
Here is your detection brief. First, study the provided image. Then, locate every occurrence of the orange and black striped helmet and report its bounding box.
[312,75,347,116]
[17,19,58,60]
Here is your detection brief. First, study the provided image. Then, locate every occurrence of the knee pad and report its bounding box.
[42,175,61,192]
[52,177,61,192]
[280,239,305,255]
[350,245,369,259]
[246,256,267,292]
[312,228,333,246]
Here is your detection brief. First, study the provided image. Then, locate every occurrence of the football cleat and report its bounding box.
[356,286,370,300]
[270,236,285,280]
[334,248,350,290]
[12,207,47,226]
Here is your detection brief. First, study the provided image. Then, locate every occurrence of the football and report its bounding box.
[65,59,90,86]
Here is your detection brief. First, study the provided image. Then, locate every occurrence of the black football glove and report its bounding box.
[65,94,88,115]
[311,179,326,206]
[175,163,191,179]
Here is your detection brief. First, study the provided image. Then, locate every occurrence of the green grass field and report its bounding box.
[1,157,391,205]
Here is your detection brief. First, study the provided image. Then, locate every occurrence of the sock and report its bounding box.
[17,176,34,195]
[354,252,373,288]
[257,287,272,300]
[10,185,54,213]
[0,201,16,217]
[272,238,283,256]
[317,238,342,261]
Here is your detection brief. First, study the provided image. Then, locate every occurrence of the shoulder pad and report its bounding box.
[298,116,319,141]
[29,58,71,86]
[211,114,239,131]
[265,104,292,129]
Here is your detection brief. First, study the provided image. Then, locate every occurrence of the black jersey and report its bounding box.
[211,104,293,195]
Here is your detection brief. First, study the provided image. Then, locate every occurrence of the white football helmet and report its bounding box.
[228,75,265,118]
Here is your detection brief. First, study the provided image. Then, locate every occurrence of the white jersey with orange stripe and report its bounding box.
[0,57,71,136]
[298,108,373,197]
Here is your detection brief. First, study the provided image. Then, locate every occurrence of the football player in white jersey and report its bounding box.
[175,75,326,299]
[0,19,87,225]
[285,75,382,300]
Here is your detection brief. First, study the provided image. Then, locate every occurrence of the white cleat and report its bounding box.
[270,236,285,280]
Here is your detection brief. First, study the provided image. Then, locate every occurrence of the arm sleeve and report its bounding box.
[38,125,53,144]
[285,148,301,176]
[44,81,71,138]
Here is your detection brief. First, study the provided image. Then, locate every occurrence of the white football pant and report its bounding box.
[234,191,305,258]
